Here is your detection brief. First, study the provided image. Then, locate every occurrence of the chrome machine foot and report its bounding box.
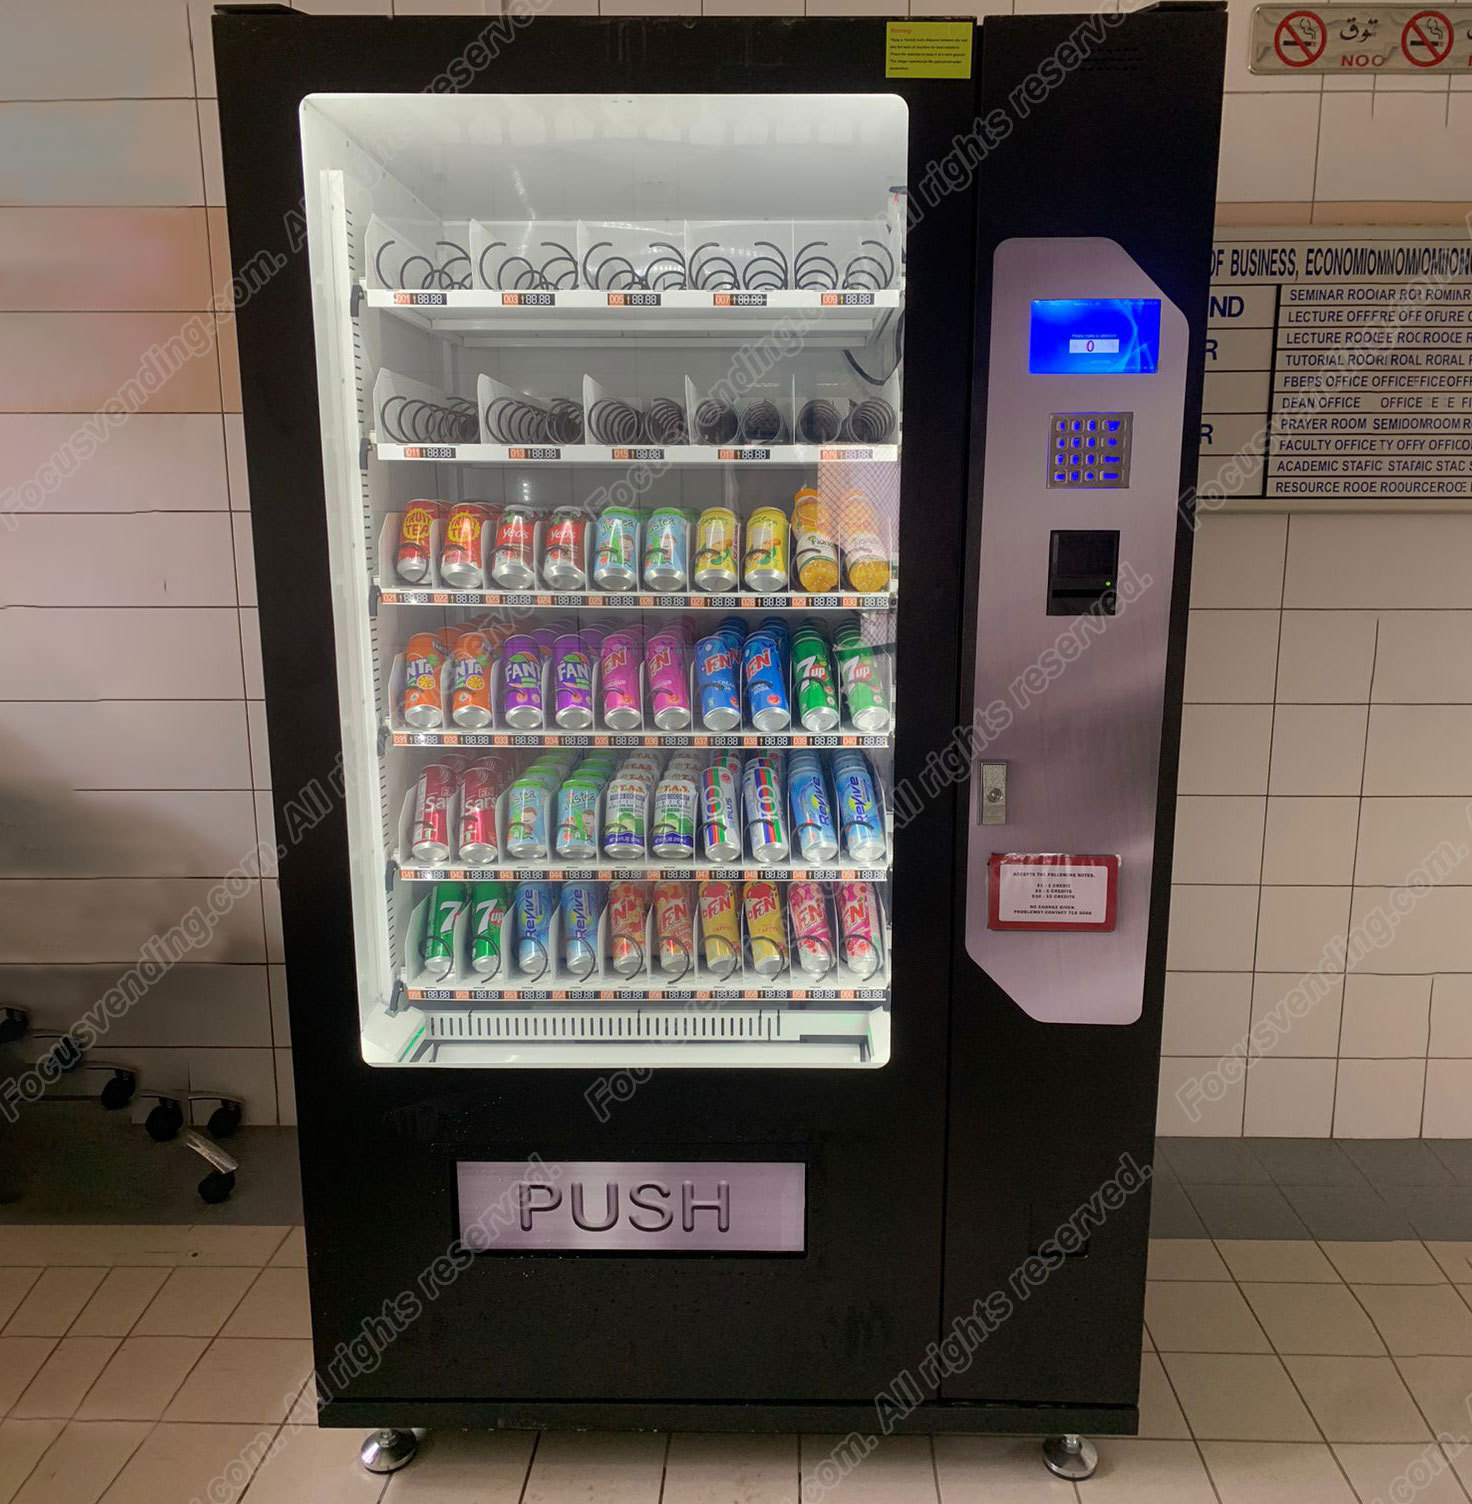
[359,1428,418,1474]
[1043,1434,1098,1481]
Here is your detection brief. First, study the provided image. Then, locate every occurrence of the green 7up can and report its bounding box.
[792,621,841,733]
[422,882,465,981]
[470,882,511,978]
[832,622,892,734]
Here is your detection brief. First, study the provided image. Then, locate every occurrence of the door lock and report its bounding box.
[978,761,1007,825]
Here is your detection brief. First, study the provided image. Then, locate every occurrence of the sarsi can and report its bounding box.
[410,761,456,863]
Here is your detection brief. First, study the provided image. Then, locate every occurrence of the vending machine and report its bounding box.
[216,6,1223,1475]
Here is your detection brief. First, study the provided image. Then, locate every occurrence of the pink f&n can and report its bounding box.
[645,629,691,731]
[600,631,642,731]
[838,880,883,980]
[789,880,835,977]
[501,634,544,729]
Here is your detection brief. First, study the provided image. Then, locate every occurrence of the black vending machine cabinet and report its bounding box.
[216,8,1224,1439]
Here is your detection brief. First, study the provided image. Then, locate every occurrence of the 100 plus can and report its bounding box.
[699,765,742,863]
[742,758,789,864]
[592,504,639,591]
[410,762,456,863]
[693,506,739,593]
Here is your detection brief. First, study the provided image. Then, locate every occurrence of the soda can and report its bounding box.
[422,882,465,980]
[543,505,588,590]
[504,777,550,860]
[651,775,697,861]
[555,776,602,862]
[789,880,835,976]
[832,752,886,862]
[788,757,839,864]
[791,487,839,594]
[457,759,503,865]
[500,634,544,729]
[552,633,595,730]
[839,880,884,979]
[742,880,788,978]
[469,881,510,977]
[560,881,603,979]
[693,633,741,733]
[743,505,789,593]
[441,502,490,589]
[699,765,742,863]
[410,761,456,863]
[792,624,841,733]
[451,628,494,728]
[491,503,537,591]
[693,506,739,593]
[717,616,747,653]
[599,631,642,731]
[832,623,892,733]
[645,632,691,732]
[697,880,740,979]
[654,881,695,977]
[742,631,790,732]
[395,499,439,583]
[608,881,649,977]
[592,505,639,592]
[836,487,891,594]
[742,758,789,864]
[513,882,553,978]
[642,507,690,593]
[603,776,650,861]
[402,631,447,728]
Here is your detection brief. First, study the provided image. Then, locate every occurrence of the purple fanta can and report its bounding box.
[600,630,642,731]
[552,632,594,730]
[501,633,544,729]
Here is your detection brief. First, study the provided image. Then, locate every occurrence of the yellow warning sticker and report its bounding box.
[885,20,973,78]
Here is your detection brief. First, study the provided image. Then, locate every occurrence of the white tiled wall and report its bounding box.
[0,0,1466,1132]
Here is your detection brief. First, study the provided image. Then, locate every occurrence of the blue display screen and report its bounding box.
[1029,298,1161,375]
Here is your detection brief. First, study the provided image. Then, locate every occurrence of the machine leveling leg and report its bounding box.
[358,1428,418,1474]
[1043,1433,1098,1480]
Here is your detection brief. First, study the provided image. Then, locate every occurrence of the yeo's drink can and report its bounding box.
[694,633,741,733]
[401,631,447,729]
[693,506,739,593]
[500,634,544,729]
[742,758,789,864]
[699,765,742,863]
[743,505,789,593]
[788,880,835,976]
[593,505,639,591]
[457,758,504,865]
[642,507,690,593]
[491,503,537,591]
[513,882,553,978]
[832,622,892,733]
[422,882,465,980]
[542,505,588,590]
[560,881,603,979]
[792,623,840,733]
[469,881,510,977]
[651,775,696,861]
[552,633,595,730]
[742,631,790,732]
[599,631,642,731]
[788,754,839,864]
[441,502,490,589]
[395,499,439,584]
[410,761,456,863]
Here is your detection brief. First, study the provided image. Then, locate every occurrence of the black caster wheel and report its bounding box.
[199,1169,236,1204]
[0,1007,27,1045]
[145,1101,184,1142]
[207,1102,242,1139]
[99,1071,137,1111]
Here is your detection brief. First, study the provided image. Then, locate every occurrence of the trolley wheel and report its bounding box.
[99,1071,137,1111]
[0,1007,27,1045]
[199,1169,236,1204]
[207,1102,242,1139]
[145,1101,184,1142]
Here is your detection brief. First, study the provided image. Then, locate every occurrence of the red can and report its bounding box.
[441,502,490,589]
[458,758,505,866]
[410,762,456,863]
[395,500,439,583]
[542,505,588,590]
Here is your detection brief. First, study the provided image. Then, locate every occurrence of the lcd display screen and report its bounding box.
[1029,298,1161,375]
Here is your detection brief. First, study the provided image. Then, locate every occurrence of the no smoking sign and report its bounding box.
[1252,2,1470,71]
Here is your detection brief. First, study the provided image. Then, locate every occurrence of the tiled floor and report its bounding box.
[6,1227,1472,1500]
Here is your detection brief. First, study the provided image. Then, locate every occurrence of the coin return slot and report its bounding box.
[1046,529,1118,617]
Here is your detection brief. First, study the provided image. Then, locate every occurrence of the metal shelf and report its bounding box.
[374,440,899,467]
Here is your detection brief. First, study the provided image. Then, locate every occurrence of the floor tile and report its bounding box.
[267,1229,305,1269]
[1085,1438,1215,1503]
[1252,1139,1367,1188]
[1383,1190,1472,1243]
[1283,1355,1432,1442]
[162,1338,311,1425]
[227,1424,385,1504]
[1394,1356,1472,1437]
[179,1228,293,1268]
[1241,1283,1386,1355]
[1162,1353,1319,1441]
[0,1340,57,1416]
[1426,1243,1472,1283]
[10,1340,118,1421]
[1216,1240,1341,1283]
[800,1435,938,1503]
[75,1337,207,1421]
[1160,1139,1273,1185]
[10,1421,150,1504]
[659,1434,799,1504]
[1148,1184,1207,1239]
[521,1431,667,1504]
[1444,1440,1472,1497]
[0,1230,188,1268]
[1199,1441,1358,1503]
[1333,1442,1470,1504]
[1322,1241,1448,1285]
[97,1421,267,1504]
[0,1419,64,1504]
[1355,1285,1472,1356]
[1137,1353,1191,1440]
[933,1436,1075,1501]
[380,1429,537,1502]
[1146,1240,1230,1281]
[132,1268,259,1338]
[1185,1185,1311,1240]
[0,1274,42,1332]
[1341,1140,1455,1188]
[1284,1188,1417,1242]
[67,1272,170,1340]
[220,1270,309,1340]
[1145,1282,1270,1352]
[3,1271,107,1339]
[1429,1142,1472,1187]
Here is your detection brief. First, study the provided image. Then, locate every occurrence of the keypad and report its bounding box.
[1047,413,1133,489]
